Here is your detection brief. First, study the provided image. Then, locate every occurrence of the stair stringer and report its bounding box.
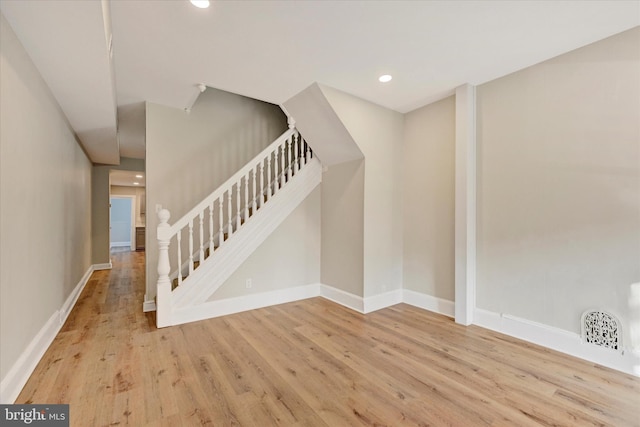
[171,157,322,313]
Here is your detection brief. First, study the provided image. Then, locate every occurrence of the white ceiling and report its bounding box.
[2,1,639,164]
[110,170,145,188]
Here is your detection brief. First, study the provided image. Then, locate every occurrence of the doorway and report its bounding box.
[110,196,135,251]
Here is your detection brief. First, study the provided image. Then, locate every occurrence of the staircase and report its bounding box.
[155,126,322,327]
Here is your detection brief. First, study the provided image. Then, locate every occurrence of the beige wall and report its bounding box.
[146,88,287,301]
[92,157,145,264]
[320,86,404,297]
[210,187,321,300]
[476,27,640,341]
[321,160,365,296]
[403,96,456,300]
[0,14,92,381]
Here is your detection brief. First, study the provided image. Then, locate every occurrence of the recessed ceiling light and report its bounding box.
[378,74,393,83]
[135,174,143,178]
[133,182,140,185]
[190,0,210,8]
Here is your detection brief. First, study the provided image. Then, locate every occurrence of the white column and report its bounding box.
[455,83,477,326]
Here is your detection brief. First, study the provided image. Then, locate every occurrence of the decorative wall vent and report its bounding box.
[581,310,622,352]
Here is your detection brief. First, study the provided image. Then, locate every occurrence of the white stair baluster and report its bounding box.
[218,197,223,247]
[188,219,194,275]
[259,161,264,208]
[274,146,279,194]
[176,231,182,287]
[208,202,214,256]
[266,156,272,201]
[243,174,249,221]
[294,133,300,173]
[252,165,257,214]
[198,212,204,264]
[236,181,241,229]
[287,137,293,181]
[279,143,285,186]
[306,137,311,163]
[227,189,233,236]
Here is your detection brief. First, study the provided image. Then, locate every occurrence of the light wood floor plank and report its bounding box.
[14,250,640,426]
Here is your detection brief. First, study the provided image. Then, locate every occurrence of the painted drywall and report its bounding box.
[92,157,145,264]
[320,85,404,297]
[476,27,640,345]
[403,96,456,300]
[283,83,364,166]
[321,159,365,297]
[146,88,287,301]
[110,185,146,227]
[209,187,321,300]
[0,14,92,382]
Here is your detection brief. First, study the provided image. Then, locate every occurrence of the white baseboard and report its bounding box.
[110,242,131,248]
[403,289,455,318]
[93,262,112,270]
[474,308,640,377]
[169,284,321,326]
[143,299,156,312]
[0,265,95,404]
[320,284,364,313]
[364,289,403,313]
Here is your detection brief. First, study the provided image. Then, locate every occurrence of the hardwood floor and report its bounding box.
[17,250,640,426]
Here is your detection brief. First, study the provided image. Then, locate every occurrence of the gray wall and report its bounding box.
[321,160,365,296]
[403,96,456,300]
[146,88,287,301]
[0,14,92,382]
[92,157,145,264]
[476,27,640,340]
[210,187,321,300]
[320,85,404,297]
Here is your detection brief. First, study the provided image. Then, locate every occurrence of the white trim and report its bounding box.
[0,265,95,403]
[59,266,93,323]
[320,284,364,313]
[403,289,455,318]
[143,299,156,312]
[110,241,131,248]
[363,289,403,313]
[454,83,477,326]
[93,262,112,270]
[474,308,640,377]
[169,284,321,326]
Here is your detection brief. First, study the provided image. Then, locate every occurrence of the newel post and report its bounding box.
[156,209,172,328]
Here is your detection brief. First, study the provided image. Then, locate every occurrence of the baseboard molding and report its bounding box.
[93,262,112,270]
[143,299,156,312]
[320,285,364,313]
[474,308,640,377]
[169,284,321,326]
[110,242,131,248]
[403,289,455,318]
[364,289,403,313]
[0,265,95,404]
